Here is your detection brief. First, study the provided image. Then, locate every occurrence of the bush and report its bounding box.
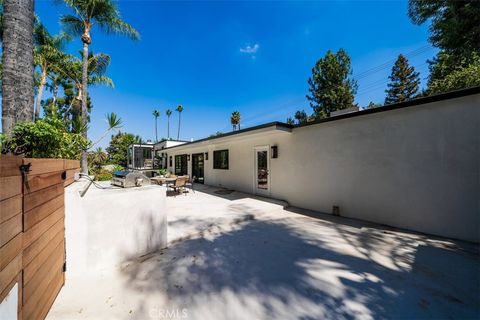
[94,169,113,181]
[1,117,88,159]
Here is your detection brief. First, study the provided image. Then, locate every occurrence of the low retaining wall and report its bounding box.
[64,181,167,277]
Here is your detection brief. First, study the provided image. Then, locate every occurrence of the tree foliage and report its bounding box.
[365,102,383,109]
[385,54,420,104]
[408,0,480,93]
[1,115,88,159]
[88,147,108,170]
[230,111,241,131]
[408,0,480,58]
[428,52,480,94]
[106,131,142,167]
[306,49,357,118]
[294,110,308,124]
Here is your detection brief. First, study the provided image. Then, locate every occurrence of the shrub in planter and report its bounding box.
[1,117,88,159]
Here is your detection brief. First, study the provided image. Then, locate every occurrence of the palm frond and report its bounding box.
[60,14,84,36]
[89,75,114,88]
[106,112,122,130]
[87,52,111,75]
[72,117,88,134]
[102,17,140,40]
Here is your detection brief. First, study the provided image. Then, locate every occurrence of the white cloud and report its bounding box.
[240,44,260,54]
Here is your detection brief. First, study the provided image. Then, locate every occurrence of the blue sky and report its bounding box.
[35,0,436,147]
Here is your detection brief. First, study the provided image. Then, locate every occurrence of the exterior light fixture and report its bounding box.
[271,145,278,159]
[204,152,208,160]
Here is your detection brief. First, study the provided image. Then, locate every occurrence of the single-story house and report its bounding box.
[162,87,480,242]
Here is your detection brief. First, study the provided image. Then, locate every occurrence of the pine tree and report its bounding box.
[385,54,420,104]
[306,49,357,118]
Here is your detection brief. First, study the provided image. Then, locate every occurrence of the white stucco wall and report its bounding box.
[65,181,167,276]
[166,94,480,242]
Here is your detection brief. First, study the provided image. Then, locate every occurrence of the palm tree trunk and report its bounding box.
[35,68,47,120]
[177,112,181,140]
[80,38,90,173]
[167,116,170,139]
[1,0,35,134]
[155,117,158,142]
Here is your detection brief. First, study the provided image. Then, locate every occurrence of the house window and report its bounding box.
[175,154,188,175]
[213,150,229,170]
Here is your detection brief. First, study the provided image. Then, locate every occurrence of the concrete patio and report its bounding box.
[47,184,479,319]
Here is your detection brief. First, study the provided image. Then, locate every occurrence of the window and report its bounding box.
[213,150,229,170]
[175,154,188,175]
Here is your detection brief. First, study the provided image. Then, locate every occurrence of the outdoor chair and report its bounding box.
[185,175,195,193]
[168,177,188,195]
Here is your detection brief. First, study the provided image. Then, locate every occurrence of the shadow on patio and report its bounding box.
[121,213,479,319]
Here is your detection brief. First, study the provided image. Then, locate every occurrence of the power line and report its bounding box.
[218,45,435,130]
[354,45,433,80]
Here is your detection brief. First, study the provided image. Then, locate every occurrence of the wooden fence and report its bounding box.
[0,156,80,320]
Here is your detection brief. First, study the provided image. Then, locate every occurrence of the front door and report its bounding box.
[254,146,270,195]
[192,153,205,183]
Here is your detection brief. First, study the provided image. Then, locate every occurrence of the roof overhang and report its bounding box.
[163,122,292,151]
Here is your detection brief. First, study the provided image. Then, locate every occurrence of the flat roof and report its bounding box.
[163,86,480,151]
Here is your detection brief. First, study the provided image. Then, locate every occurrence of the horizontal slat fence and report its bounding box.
[0,156,80,320]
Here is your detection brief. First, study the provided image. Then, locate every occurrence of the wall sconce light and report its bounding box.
[187,154,190,161]
[204,152,209,160]
[271,145,278,159]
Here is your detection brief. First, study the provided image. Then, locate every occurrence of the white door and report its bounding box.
[254,146,270,196]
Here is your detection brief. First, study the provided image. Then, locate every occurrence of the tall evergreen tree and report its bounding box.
[408,0,480,93]
[408,0,480,58]
[306,49,357,119]
[384,54,420,105]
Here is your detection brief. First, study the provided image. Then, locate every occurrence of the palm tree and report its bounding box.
[88,147,108,171]
[33,23,71,120]
[51,51,114,128]
[1,0,35,134]
[230,114,236,131]
[175,105,183,140]
[61,0,139,173]
[152,109,160,142]
[166,109,172,139]
[230,111,241,131]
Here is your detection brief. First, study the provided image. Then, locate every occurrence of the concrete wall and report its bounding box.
[65,182,167,276]
[166,94,480,242]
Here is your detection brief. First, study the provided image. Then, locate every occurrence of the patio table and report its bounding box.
[151,176,177,186]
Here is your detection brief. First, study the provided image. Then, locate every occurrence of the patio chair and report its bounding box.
[185,176,196,193]
[168,176,188,195]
